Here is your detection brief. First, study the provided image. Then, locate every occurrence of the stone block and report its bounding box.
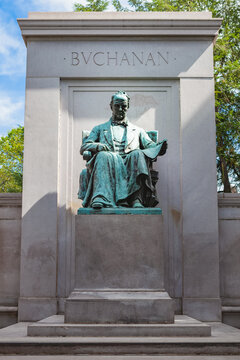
[219,218,240,298]
[218,195,240,327]
[74,214,165,290]
[183,234,220,298]
[183,298,221,322]
[0,207,22,220]
[0,220,21,306]
[222,307,240,329]
[0,306,18,329]
[65,214,174,324]
[65,291,173,324]
[18,298,57,322]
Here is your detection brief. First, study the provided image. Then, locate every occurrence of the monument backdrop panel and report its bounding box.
[58,79,182,308]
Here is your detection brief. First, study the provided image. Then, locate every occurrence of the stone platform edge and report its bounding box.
[77,207,162,215]
[27,314,211,337]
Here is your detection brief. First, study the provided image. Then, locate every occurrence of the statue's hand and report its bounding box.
[97,143,110,152]
[159,140,168,156]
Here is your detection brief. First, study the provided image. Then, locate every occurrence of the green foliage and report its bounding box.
[112,0,129,11]
[0,126,24,193]
[213,0,240,191]
[74,0,109,11]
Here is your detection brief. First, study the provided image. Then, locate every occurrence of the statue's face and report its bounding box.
[111,98,128,122]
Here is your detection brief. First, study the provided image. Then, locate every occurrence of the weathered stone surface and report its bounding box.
[74,214,165,290]
[183,298,221,322]
[18,298,57,322]
[219,194,240,299]
[18,77,59,321]
[65,291,173,324]
[0,194,22,327]
[222,307,240,329]
[18,12,221,79]
[65,214,173,324]
[218,193,240,328]
[0,357,238,360]
[0,194,22,309]
[0,220,21,307]
[1,320,240,356]
[28,314,211,337]
[180,78,221,321]
[0,306,18,329]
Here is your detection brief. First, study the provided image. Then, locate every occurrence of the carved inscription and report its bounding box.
[71,51,169,66]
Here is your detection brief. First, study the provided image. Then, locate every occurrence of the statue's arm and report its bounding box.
[140,130,158,149]
[80,126,110,155]
[140,129,168,158]
[80,127,99,154]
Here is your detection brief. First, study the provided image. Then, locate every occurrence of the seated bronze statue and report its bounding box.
[78,91,167,209]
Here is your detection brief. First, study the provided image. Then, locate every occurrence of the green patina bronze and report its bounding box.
[77,207,162,215]
[78,91,167,210]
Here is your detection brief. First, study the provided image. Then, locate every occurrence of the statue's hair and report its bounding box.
[110,91,130,108]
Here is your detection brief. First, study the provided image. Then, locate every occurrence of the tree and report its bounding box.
[74,0,240,192]
[213,0,240,192]
[74,0,109,11]
[0,126,24,193]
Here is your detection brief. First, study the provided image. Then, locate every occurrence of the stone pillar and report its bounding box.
[18,78,60,321]
[180,78,221,321]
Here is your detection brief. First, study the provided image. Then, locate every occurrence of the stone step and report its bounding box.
[28,315,211,337]
[1,356,240,360]
[1,340,240,356]
[1,321,240,356]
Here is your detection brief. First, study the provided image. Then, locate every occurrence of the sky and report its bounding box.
[0,0,87,138]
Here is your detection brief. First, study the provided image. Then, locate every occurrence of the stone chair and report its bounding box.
[78,130,159,205]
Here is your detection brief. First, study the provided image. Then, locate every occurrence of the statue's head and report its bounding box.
[110,91,130,122]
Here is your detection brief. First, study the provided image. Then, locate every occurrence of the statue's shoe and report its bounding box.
[132,199,144,208]
[92,201,104,209]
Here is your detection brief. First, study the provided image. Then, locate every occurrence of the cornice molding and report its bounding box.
[0,193,22,207]
[17,12,222,45]
[218,193,240,208]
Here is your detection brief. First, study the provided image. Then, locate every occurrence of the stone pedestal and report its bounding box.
[65,213,174,324]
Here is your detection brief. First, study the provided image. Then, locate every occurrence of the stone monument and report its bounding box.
[17,12,222,325]
[4,11,240,357]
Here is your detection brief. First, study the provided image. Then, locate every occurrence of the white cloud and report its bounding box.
[0,14,26,76]
[32,0,77,11]
[0,28,19,56]
[15,0,79,12]
[0,32,25,76]
[0,93,24,129]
